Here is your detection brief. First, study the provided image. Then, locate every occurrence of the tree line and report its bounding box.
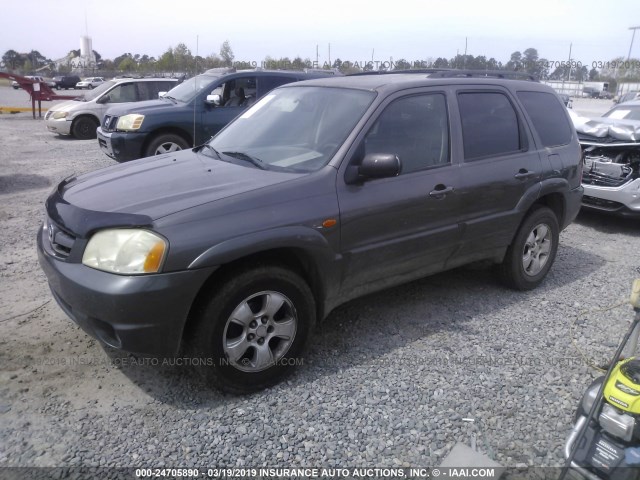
[2,42,639,86]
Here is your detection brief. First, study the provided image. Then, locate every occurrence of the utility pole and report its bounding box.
[566,43,572,82]
[628,26,640,61]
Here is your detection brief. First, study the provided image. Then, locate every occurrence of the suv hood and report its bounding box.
[105,99,174,116]
[58,149,302,222]
[47,100,84,112]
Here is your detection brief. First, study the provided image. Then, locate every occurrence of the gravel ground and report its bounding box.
[1,91,639,470]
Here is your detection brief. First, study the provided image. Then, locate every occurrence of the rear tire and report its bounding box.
[144,134,189,157]
[71,116,99,140]
[497,206,559,290]
[187,265,315,394]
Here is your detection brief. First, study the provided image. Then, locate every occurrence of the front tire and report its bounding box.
[144,134,189,157]
[71,116,99,140]
[187,265,315,394]
[497,206,559,290]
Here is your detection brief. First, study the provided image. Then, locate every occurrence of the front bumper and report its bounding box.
[582,179,640,218]
[44,114,72,135]
[97,127,146,162]
[37,222,216,357]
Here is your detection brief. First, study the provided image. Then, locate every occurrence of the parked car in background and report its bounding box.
[45,77,179,140]
[52,75,81,90]
[97,68,336,161]
[558,93,573,108]
[11,75,44,89]
[39,71,583,393]
[601,100,640,121]
[76,77,105,89]
[570,103,640,217]
[613,91,640,105]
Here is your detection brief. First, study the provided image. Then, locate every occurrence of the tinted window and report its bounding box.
[259,76,296,95]
[364,94,449,174]
[517,91,572,147]
[458,92,521,160]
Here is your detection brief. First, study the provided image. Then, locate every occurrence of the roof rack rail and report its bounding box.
[348,68,538,82]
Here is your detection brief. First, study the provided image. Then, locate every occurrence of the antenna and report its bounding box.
[193,35,198,147]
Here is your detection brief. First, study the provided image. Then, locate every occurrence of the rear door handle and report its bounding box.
[514,169,536,180]
[429,185,454,198]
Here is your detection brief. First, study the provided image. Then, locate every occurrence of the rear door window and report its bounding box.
[517,91,572,147]
[457,92,521,160]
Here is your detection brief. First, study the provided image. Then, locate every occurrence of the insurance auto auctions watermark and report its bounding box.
[9,352,583,372]
[229,58,640,71]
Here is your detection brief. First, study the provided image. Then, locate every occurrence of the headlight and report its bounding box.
[82,229,167,274]
[116,114,145,131]
[51,111,69,120]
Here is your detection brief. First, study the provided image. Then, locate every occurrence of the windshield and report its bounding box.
[75,80,117,102]
[164,74,217,102]
[603,105,640,121]
[208,86,376,173]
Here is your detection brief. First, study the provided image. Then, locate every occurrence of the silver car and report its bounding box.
[44,78,179,140]
[572,101,640,217]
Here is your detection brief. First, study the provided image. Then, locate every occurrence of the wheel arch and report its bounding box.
[181,245,334,345]
[142,128,193,155]
[71,113,100,128]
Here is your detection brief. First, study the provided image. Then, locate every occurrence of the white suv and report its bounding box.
[76,77,105,89]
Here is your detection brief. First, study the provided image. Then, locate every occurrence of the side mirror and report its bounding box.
[158,91,167,98]
[345,153,402,184]
[205,94,221,106]
[97,95,110,104]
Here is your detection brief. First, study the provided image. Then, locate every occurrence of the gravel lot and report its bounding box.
[1,89,639,470]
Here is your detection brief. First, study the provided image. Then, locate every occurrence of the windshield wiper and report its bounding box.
[198,144,221,159]
[222,151,266,169]
[162,95,178,103]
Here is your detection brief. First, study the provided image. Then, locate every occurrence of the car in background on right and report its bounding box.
[571,101,640,217]
[613,91,640,105]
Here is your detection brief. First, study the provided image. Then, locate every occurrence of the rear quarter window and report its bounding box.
[517,91,573,147]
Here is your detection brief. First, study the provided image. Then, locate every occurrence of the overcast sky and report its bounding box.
[2,0,640,68]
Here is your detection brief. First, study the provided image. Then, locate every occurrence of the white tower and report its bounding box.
[79,35,96,69]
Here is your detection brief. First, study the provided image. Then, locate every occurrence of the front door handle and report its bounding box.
[429,185,454,198]
[514,169,536,180]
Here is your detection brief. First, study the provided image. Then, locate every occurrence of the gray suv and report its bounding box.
[37,70,583,393]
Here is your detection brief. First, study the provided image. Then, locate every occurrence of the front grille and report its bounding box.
[46,218,76,258]
[44,111,52,120]
[102,114,118,132]
[582,195,625,211]
[583,171,632,187]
